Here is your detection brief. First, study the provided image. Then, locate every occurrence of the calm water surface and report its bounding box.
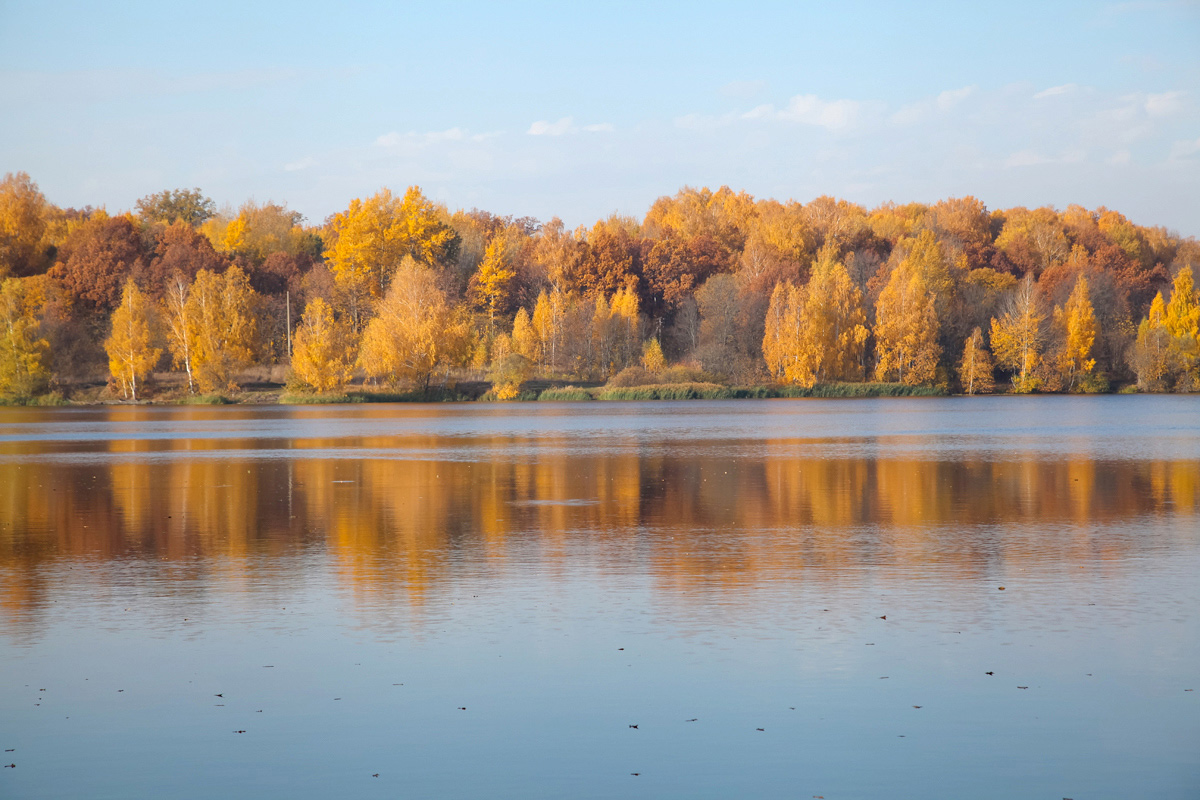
[1,396,1197,799]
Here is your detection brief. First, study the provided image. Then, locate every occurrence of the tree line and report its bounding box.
[1,172,1198,400]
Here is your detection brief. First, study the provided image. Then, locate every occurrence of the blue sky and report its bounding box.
[2,0,1198,234]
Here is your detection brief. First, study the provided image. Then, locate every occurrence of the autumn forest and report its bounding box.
[1,172,1197,403]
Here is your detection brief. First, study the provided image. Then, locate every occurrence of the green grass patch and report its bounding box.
[0,391,70,406]
[347,388,473,403]
[755,382,946,398]
[597,382,734,401]
[278,392,358,405]
[538,386,596,402]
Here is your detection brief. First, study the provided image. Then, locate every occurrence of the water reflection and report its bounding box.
[2,401,1197,638]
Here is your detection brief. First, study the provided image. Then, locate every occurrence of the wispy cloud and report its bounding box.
[527,117,614,136]
[1169,136,1200,160]
[527,117,574,136]
[1145,90,1185,116]
[742,94,864,131]
[937,85,976,110]
[890,85,976,125]
[1034,84,1078,99]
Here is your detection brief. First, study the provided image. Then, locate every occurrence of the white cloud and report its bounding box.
[888,103,926,126]
[937,85,976,110]
[772,94,863,130]
[739,94,864,130]
[1145,90,1185,116]
[890,85,976,125]
[283,156,316,172]
[1169,136,1200,160]
[1106,149,1132,165]
[528,117,575,136]
[526,117,614,136]
[1035,84,1078,99]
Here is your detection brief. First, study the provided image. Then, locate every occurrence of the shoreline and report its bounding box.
[2,380,1167,408]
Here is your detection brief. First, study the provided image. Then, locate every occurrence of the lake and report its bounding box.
[1,396,1197,799]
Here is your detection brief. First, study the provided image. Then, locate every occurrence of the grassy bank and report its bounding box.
[0,392,70,407]
[535,381,946,402]
[1,381,950,406]
[763,382,946,398]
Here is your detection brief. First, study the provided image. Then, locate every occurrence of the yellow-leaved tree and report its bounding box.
[762,280,800,381]
[185,266,258,394]
[471,231,517,333]
[1165,265,1199,383]
[105,279,161,401]
[324,187,459,328]
[0,277,51,397]
[874,256,940,385]
[511,307,540,364]
[531,289,563,371]
[591,286,639,378]
[487,334,531,400]
[641,337,666,373]
[957,327,995,395]
[990,274,1045,393]
[358,257,471,392]
[291,297,357,393]
[1051,274,1099,392]
[162,272,196,393]
[1131,292,1175,391]
[762,245,868,387]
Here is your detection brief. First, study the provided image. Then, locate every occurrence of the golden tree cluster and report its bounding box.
[1,172,1198,400]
